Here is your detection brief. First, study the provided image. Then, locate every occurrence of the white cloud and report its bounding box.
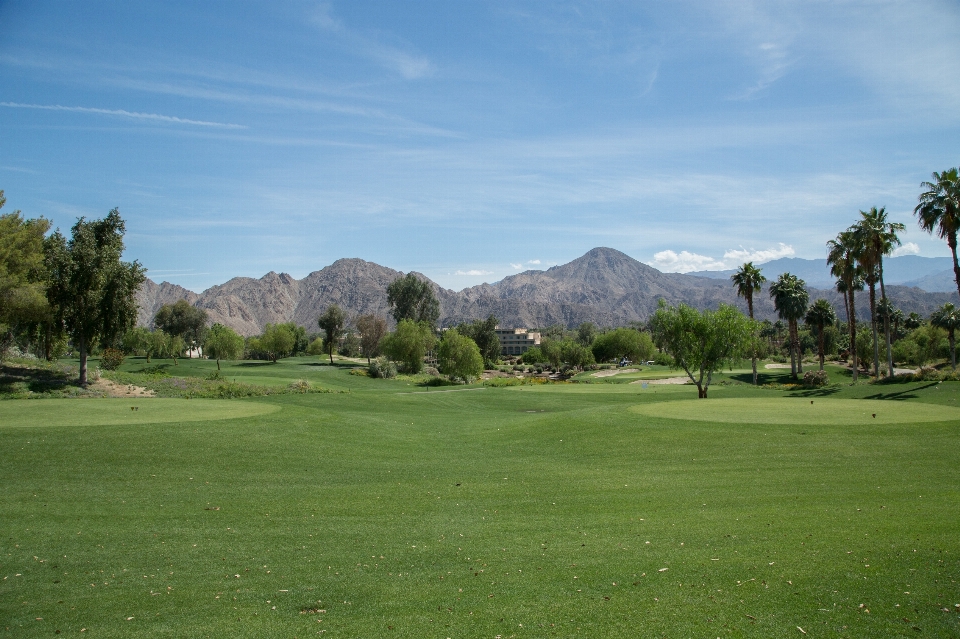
[891,242,920,257]
[722,243,795,264]
[510,263,523,269]
[455,269,493,276]
[651,250,727,273]
[527,259,541,264]
[652,243,796,273]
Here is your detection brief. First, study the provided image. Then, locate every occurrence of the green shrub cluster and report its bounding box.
[802,370,830,388]
[368,356,397,379]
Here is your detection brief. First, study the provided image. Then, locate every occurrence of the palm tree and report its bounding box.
[930,302,960,370]
[731,262,766,385]
[827,230,863,381]
[804,299,837,371]
[853,206,905,378]
[915,168,960,300]
[769,273,809,380]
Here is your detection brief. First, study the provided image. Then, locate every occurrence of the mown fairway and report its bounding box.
[2,362,959,638]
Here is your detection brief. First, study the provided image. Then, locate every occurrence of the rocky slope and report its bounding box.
[136,247,960,335]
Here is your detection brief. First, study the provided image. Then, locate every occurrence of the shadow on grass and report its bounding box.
[0,362,78,395]
[236,361,276,368]
[787,386,842,398]
[861,382,940,401]
[299,362,360,369]
[729,371,796,385]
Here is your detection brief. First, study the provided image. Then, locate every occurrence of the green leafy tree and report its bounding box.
[356,314,387,364]
[852,206,905,378]
[44,209,145,385]
[386,274,440,326]
[260,323,296,362]
[519,345,544,365]
[0,194,53,355]
[804,299,837,371]
[381,319,436,373]
[204,323,244,370]
[904,312,923,330]
[456,314,500,368]
[539,338,563,372]
[437,329,484,383]
[915,167,960,300]
[560,340,595,371]
[122,326,152,356]
[576,322,597,347]
[731,262,766,385]
[769,273,809,380]
[154,299,208,357]
[318,304,346,364]
[930,303,960,370]
[650,301,754,399]
[145,329,170,363]
[827,230,864,381]
[591,327,654,364]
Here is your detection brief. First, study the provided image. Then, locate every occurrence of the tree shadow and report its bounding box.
[787,386,842,398]
[299,362,357,369]
[729,371,797,385]
[0,362,77,395]
[236,361,275,368]
[860,382,940,401]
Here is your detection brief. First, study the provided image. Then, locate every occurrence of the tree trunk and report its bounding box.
[950,233,960,302]
[698,385,707,398]
[216,357,221,371]
[879,259,893,378]
[848,285,858,382]
[818,328,825,371]
[789,320,798,379]
[869,282,879,378]
[748,295,758,385]
[78,334,88,386]
[950,330,956,370]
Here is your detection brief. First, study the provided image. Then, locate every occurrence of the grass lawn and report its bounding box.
[1,359,959,637]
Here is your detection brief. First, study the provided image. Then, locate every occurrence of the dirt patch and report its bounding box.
[591,368,638,378]
[91,378,156,398]
[630,376,690,385]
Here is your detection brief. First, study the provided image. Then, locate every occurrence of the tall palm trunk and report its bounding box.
[818,326,826,371]
[879,258,893,378]
[848,283,858,382]
[950,233,960,302]
[869,280,879,378]
[789,320,798,379]
[747,295,758,385]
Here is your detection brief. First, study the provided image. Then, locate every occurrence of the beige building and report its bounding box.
[495,327,541,356]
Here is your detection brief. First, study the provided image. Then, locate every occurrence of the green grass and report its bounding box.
[1,361,959,637]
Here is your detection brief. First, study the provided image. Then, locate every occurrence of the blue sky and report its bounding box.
[2,1,959,292]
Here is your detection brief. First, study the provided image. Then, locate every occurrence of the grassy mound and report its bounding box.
[630,397,960,425]
[0,398,279,428]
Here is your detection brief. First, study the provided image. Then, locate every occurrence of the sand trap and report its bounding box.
[592,368,638,378]
[764,363,793,369]
[91,378,156,398]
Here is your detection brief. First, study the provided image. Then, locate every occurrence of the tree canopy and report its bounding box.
[154,299,208,354]
[651,301,753,399]
[591,327,654,364]
[386,273,440,326]
[437,328,483,383]
[356,314,387,364]
[381,319,436,373]
[915,167,960,300]
[204,323,245,370]
[45,209,145,384]
[318,304,346,364]
[456,314,500,368]
[260,323,296,362]
[769,273,809,379]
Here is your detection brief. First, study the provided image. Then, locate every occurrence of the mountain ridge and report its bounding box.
[135,247,960,336]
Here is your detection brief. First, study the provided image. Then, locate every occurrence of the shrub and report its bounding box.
[802,370,829,388]
[653,352,673,366]
[349,367,369,377]
[99,348,126,371]
[369,356,397,379]
[289,379,311,393]
[206,370,224,381]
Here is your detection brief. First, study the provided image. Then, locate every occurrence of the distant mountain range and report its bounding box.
[689,255,958,292]
[136,248,960,336]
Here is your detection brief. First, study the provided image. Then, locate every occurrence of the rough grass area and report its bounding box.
[1,361,959,637]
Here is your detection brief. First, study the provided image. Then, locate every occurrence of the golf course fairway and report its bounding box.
[630,396,960,425]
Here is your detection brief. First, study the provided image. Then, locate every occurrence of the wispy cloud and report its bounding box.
[527,259,541,264]
[0,102,245,129]
[722,243,795,264]
[309,3,434,80]
[510,263,523,269]
[454,269,493,276]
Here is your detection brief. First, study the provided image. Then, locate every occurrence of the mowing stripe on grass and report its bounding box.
[629,397,960,425]
[0,398,280,428]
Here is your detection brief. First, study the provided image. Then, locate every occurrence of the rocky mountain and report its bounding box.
[136,247,960,335]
